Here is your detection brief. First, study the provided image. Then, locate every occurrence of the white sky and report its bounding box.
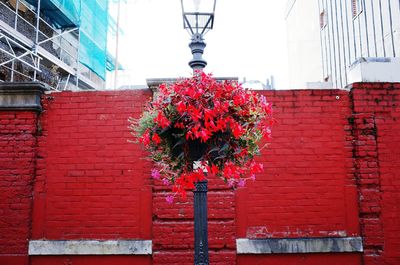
[107,0,289,89]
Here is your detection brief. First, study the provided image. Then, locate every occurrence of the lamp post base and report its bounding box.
[194,180,209,265]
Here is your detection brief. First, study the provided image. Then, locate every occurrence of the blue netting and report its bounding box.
[80,31,107,79]
[79,0,109,80]
[26,0,109,80]
[25,0,80,28]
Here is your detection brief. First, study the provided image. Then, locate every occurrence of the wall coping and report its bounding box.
[236,237,363,254]
[29,240,152,255]
[0,82,47,111]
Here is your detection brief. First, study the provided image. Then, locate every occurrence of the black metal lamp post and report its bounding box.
[181,0,216,71]
[180,1,216,264]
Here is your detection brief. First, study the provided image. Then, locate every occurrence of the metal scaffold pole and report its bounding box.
[114,0,121,89]
[33,0,42,81]
[76,30,80,89]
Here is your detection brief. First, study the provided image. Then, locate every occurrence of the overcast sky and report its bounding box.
[107,0,289,89]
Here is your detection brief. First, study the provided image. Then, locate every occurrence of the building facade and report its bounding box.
[285,0,324,89]
[0,0,119,90]
[287,0,400,88]
[319,0,400,88]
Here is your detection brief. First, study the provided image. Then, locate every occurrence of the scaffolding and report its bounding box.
[0,0,112,90]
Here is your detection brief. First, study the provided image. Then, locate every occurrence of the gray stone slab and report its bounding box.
[236,237,363,254]
[29,240,152,255]
[0,82,46,111]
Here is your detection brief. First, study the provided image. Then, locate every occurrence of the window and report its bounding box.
[320,10,327,29]
[352,0,363,18]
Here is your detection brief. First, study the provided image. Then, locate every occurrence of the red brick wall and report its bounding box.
[237,90,358,237]
[237,253,362,265]
[31,90,153,264]
[351,83,400,265]
[152,174,236,265]
[1,84,399,265]
[236,90,361,264]
[0,111,39,265]
[30,256,151,265]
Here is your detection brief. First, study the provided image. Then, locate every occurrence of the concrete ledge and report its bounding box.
[0,82,46,111]
[348,57,400,84]
[29,240,152,255]
[236,237,363,254]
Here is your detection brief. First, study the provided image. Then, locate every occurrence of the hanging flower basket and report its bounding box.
[131,72,273,202]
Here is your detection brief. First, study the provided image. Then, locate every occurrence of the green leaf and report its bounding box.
[214,155,227,160]
[176,152,185,160]
[219,142,230,153]
[207,146,220,155]
[173,139,185,149]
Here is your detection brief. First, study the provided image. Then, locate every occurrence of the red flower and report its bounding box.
[174,122,185,129]
[176,101,186,113]
[187,105,202,121]
[210,164,219,175]
[133,72,273,202]
[250,162,264,174]
[233,94,245,106]
[204,108,214,122]
[139,131,151,146]
[215,118,228,131]
[154,112,170,128]
[152,133,161,144]
[230,121,244,138]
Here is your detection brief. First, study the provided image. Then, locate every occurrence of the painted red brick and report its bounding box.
[152,172,236,265]
[153,250,235,265]
[238,253,362,265]
[33,90,153,240]
[236,90,359,239]
[1,83,400,265]
[31,256,151,265]
[350,83,400,265]
[0,111,38,265]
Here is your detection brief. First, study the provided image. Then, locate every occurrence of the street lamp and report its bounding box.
[181,0,216,71]
[181,1,216,264]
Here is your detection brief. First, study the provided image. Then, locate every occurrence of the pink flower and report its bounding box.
[151,169,160,179]
[162,178,170,185]
[166,195,174,204]
[227,178,235,187]
[238,179,246,187]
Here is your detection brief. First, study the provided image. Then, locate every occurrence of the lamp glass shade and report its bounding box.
[181,0,216,13]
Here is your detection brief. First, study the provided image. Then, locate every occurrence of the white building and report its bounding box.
[285,0,325,89]
[286,0,400,88]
